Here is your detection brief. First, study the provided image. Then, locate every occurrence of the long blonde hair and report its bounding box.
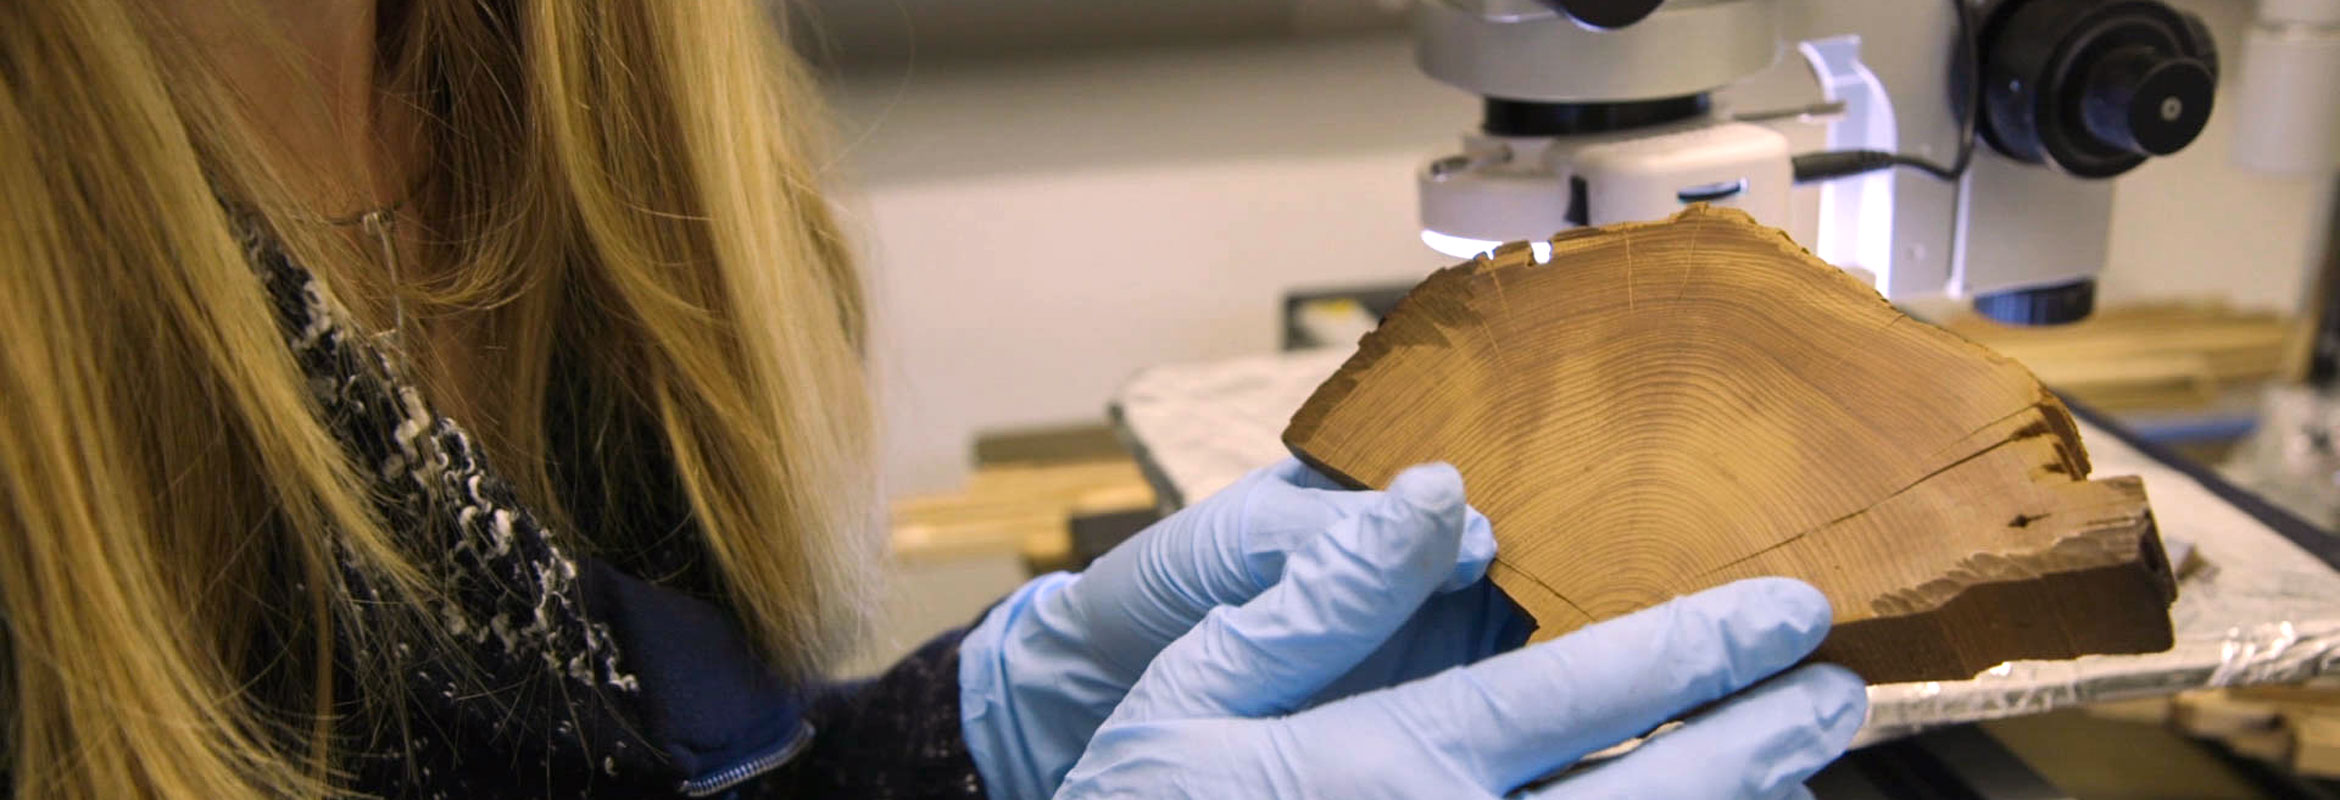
[0,0,876,796]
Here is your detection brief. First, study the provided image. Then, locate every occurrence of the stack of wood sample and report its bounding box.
[1284,206,2177,684]
[1941,304,2289,412]
[2089,680,2340,778]
[889,457,1154,571]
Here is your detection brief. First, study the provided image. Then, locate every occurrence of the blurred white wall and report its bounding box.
[829,36,1470,498]
[825,6,2336,501]
[2100,0,2334,312]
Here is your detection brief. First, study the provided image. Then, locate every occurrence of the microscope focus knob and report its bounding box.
[1973,279,2098,326]
[1981,0,2219,178]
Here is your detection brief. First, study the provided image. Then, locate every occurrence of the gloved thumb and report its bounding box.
[1384,463,1494,593]
[1274,459,1494,593]
[1385,462,1466,526]
[1106,462,1470,724]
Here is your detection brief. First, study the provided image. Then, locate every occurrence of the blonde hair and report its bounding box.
[0,0,876,796]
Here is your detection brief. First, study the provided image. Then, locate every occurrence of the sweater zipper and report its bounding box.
[678,720,816,797]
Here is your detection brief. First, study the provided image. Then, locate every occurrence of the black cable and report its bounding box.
[1790,0,1981,184]
[1790,150,1902,181]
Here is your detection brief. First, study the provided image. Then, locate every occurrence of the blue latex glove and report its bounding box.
[961,461,1530,799]
[1055,468,1866,799]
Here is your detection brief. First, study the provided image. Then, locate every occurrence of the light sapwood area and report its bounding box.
[1283,205,2176,684]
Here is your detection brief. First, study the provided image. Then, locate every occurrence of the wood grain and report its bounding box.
[1283,205,2175,683]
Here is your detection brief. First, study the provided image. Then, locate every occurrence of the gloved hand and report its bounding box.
[1055,491,1868,800]
[960,461,1531,799]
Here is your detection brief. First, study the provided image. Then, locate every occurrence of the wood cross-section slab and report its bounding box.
[1283,205,2175,684]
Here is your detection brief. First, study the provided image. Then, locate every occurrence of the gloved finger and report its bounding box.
[1247,459,1497,593]
[1110,464,1472,724]
[1528,664,1866,799]
[1782,784,1820,800]
[1376,578,1834,792]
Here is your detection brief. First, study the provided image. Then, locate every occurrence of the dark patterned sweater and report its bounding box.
[243,229,991,799]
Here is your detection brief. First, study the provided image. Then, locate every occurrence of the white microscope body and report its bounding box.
[1412,0,2274,325]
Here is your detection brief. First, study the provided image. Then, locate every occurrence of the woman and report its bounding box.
[0,0,1865,797]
